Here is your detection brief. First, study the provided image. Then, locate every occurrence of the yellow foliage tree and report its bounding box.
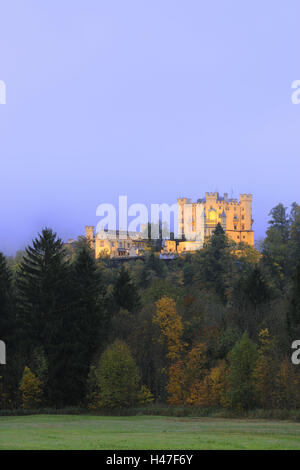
[138,385,154,405]
[187,360,229,407]
[185,343,207,385]
[166,360,186,405]
[253,328,276,408]
[153,297,184,361]
[19,366,43,409]
[154,297,188,404]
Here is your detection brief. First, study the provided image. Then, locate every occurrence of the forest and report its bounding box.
[1,202,300,414]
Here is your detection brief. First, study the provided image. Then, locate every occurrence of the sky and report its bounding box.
[0,1,300,254]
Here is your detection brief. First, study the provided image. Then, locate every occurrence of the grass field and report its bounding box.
[1,414,300,450]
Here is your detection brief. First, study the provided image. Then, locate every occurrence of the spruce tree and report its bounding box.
[287,260,300,341]
[290,202,300,266]
[228,332,258,410]
[67,245,107,404]
[113,265,141,313]
[17,228,71,406]
[194,223,232,302]
[262,203,291,291]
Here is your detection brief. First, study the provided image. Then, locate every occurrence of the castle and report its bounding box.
[83,192,254,258]
[176,192,254,250]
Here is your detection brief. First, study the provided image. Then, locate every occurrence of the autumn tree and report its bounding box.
[253,329,277,408]
[19,366,43,409]
[153,297,184,362]
[187,360,229,407]
[89,340,140,409]
[153,297,185,404]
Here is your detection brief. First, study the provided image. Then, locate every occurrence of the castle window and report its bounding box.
[234,225,237,230]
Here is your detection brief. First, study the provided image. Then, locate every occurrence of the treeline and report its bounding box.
[1,202,300,412]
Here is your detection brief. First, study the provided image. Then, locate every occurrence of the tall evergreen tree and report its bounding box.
[16,228,71,406]
[262,203,291,291]
[287,259,300,341]
[194,223,233,302]
[290,202,300,266]
[228,332,258,410]
[231,266,271,336]
[113,265,141,313]
[66,245,107,404]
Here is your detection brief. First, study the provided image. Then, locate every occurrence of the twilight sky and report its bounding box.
[1,1,300,254]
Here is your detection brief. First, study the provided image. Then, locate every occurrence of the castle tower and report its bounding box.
[85,225,95,249]
[239,194,254,245]
[221,209,226,231]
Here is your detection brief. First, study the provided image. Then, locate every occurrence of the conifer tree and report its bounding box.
[262,203,291,290]
[287,260,300,341]
[228,332,258,410]
[66,245,107,404]
[290,203,300,264]
[16,228,71,406]
[113,265,141,313]
[194,223,232,302]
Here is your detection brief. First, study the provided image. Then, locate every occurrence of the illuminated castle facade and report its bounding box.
[177,192,254,248]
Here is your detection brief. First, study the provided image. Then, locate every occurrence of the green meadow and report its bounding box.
[1,415,300,450]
